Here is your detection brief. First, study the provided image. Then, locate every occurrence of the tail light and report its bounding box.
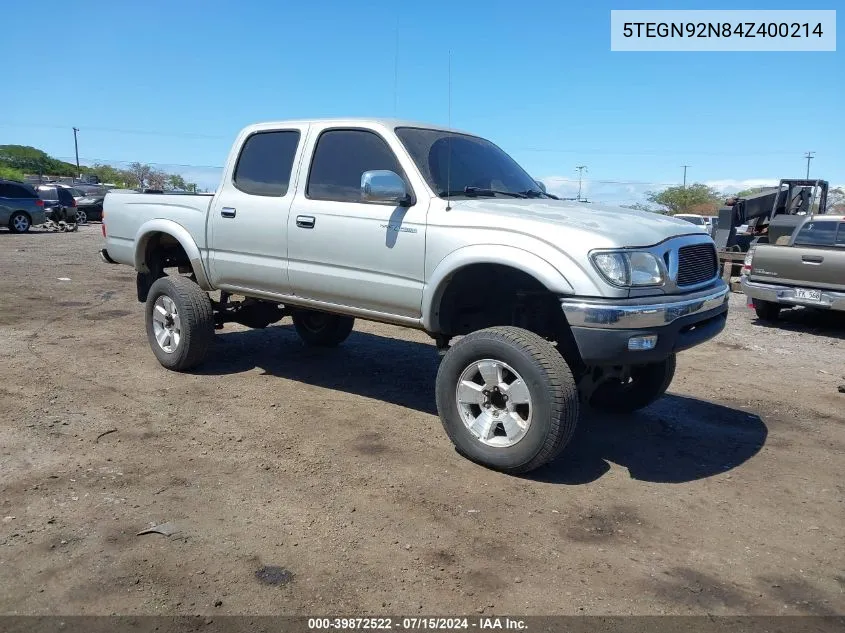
[35,199,44,207]
[71,199,77,207]
[102,211,106,237]
[741,248,755,276]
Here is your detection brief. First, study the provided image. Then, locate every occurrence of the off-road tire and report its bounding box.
[145,275,214,371]
[8,212,31,233]
[436,326,579,474]
[589,355,676,414]
[753,299,781,322]
[291,310,355,347]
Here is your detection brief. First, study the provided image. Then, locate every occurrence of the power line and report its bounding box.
[0,121,228,140]
[0,121,818,157]
[54,156,224,169]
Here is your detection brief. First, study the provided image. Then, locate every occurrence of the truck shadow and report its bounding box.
[752,307,845,341]
[202,325,767,485]
[529,395,767,485]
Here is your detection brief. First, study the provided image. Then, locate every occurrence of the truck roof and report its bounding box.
[240,118,472,136]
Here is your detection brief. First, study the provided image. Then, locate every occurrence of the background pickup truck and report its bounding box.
[742,214,845,321]
[101,118,728,474]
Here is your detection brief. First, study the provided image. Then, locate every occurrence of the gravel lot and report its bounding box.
[1,226,843,616]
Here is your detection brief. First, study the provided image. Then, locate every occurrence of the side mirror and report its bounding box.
[535,180,547,193]
[361,170,410,205]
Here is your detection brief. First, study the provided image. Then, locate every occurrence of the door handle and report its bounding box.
[221,207,236,218]
[296,215,316,229]
[802,254,823,264]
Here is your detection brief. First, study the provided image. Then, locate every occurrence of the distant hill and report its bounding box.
[0,145,80,181]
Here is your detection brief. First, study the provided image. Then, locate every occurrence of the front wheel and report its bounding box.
[145,275,214,371]
[436,326,579,474]
[291,310,354,347]
[589,355,676,414]
[74,209,88,224]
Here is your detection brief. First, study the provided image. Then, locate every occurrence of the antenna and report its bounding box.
[393,16,399,116]
[445,50,452,211]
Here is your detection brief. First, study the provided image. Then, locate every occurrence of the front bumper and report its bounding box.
[741,277,845,312]
[560,282,729,365]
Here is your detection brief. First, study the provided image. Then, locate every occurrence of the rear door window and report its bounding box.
[1,183,36,198]
[793,220,837,247]
[233,130,301,196]
[57,188,75,204]
[835,223,845,247]
[38,187,59,201]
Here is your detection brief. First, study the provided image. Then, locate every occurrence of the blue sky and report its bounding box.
[2,0,842,202]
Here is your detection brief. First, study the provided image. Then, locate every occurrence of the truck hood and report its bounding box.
[448,198,702,248]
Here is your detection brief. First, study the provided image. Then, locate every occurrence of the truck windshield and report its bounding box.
[395,127,547,199]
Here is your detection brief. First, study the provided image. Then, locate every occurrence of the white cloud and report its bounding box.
[703,178,778,194]
[540,176,655,206]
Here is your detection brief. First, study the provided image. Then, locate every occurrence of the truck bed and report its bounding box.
[103,191,214,267]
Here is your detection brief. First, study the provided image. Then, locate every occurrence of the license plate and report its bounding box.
[795,288,821,302]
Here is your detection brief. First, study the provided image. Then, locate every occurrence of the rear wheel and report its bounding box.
[291,310,355,347]
[589,355,676,414]
[753,299,781,321]
[436,326,579,474]
[9,212,31,233]
[145,275,214,371]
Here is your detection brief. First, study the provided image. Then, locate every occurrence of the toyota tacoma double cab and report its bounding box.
[100,118,729,474]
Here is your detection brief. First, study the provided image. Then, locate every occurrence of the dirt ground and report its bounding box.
[1,226,843,616]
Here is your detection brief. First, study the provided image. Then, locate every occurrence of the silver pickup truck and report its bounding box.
[100,118,728,473]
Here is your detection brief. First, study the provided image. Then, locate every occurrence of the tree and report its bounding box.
[126,162,152,189]
[621,202,661,213]
[147,169,167,190]
[645,183,723,215]
[827,187,845,213]
[87,163,134,187]
[166,173,187,191]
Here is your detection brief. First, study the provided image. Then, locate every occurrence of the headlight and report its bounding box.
[591,251,665,287]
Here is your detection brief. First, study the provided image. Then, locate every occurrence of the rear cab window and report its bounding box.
[836,223,845,247]
[233,130,301,196]
[793,220,837,247]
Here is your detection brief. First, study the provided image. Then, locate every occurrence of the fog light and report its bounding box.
[628,334,658,351]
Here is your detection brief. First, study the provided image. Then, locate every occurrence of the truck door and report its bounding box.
[208,126,306,295]
[287,127,427,318]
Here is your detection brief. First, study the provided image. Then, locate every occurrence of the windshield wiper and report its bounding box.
[520,189,559,200]
[439,186,527,199]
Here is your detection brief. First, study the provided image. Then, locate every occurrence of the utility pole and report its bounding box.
[682,165,690,188]
[72,127,80,180]
[804,151,815,179]
[575,165,588,201]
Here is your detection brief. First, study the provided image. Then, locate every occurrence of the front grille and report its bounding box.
[677,243,718,286]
